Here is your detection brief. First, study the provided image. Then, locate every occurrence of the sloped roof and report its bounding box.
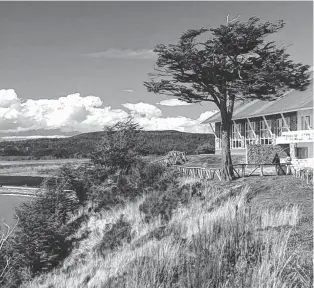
[202,80,313,124]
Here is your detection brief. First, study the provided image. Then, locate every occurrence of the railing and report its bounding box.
[276,130,314,144]
[173,163,289,181]
[291,158,314,169]
[173,165,223,181]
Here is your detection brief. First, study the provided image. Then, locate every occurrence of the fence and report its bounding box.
[173,163,313,184]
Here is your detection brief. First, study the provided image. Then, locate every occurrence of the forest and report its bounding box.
[0,130,215,159]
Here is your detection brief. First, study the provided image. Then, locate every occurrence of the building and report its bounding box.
[202,80,313,164]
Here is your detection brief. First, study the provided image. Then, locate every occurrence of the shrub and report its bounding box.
[97,215,132,258]
[139,181,190,223]
[195,143,215,154]
[2,185,83,286]
[90,118,145,173]
[140,161,166,187]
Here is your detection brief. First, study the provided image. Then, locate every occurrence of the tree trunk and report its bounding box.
[220,113,234,181]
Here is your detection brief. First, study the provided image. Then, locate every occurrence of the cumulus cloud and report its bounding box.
[197,110,219,123]
[0,89,20,108]
[87,48,156,60]
[0,90,214,135]
[0,91,129,133]
[157,99,193,106]
[122,102,162,119]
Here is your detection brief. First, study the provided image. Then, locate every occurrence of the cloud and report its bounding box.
[157,99,193,106]
[0,90,214,135]
[0,89,20,108]
[122,89,134,93]
[197,110,219,123]
[87,48,156,60]
[122,102,162,119]
[0,91,129,133]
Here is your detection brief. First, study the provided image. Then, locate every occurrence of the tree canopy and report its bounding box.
[144,16,311,180]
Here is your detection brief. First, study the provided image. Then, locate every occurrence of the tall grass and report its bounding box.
[25,182,311,288]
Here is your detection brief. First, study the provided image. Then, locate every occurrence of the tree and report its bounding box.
[144,16,311,181]
[90,117,146,173]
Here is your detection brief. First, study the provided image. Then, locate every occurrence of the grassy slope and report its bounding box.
[26,175,313,288]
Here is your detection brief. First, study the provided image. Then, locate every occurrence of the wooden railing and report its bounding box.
[172,163,313,184]
[173,165,223,181]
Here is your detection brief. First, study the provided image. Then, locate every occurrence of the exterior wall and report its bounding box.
[297,109,313,130]
[213,111,298,153]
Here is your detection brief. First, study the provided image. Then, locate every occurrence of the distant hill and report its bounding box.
[0,130,215,159]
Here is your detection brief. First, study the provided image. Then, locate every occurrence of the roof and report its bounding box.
[202,80,313,124]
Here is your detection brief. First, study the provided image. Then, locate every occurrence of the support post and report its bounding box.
[304,117,312,130]
[246,118,257,138]
[262,116,273,136]
[280,113,291,132]
[209,123,217,137]
[260,165,264,176]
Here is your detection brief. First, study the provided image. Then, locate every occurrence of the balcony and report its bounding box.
[275,130,314,144]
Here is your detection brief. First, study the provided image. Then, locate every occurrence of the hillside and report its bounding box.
[1,125,312,288]
[22,176,313,288]
[0,130,215,159]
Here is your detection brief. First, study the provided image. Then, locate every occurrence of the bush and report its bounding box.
[139,180,190,223]
[140,161,166,187]
[2,185,82,286]
[90,118,145,173]
[195,143,215,154]
[97,215,132,258]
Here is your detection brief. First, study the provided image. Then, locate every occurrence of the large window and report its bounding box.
[245,121,256,146]
[231,123,243,148]
[275,117,290,136]
[260,120,273,145]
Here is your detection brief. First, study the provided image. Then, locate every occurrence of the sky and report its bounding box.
[0,1,313,139]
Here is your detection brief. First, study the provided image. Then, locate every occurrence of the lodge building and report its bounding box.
[202,80,313,165]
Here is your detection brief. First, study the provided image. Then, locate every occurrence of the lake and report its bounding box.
[0,195,29,229]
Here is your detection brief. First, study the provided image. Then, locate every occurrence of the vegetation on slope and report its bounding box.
[0,129,214,160]
[0,120,312,288]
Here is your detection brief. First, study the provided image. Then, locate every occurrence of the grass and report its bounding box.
[23,175,312,288]
[0,158,89,177]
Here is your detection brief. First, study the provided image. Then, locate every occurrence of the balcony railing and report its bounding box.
[275,130,314,144]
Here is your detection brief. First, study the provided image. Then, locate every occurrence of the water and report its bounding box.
[0,195,29,229]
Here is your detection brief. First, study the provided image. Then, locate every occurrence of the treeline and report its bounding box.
[0,130,215,159]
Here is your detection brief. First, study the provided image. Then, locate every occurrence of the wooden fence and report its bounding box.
[173,163,313,184]
[173,165,223,181]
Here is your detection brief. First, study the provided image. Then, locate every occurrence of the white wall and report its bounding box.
[297,109,313,130]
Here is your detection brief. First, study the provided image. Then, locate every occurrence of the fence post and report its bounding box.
[260,165,264,176]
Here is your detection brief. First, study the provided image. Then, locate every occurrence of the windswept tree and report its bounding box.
[144,16,311,181]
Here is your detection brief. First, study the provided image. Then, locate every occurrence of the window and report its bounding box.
[231,123,243,149]
[296,147,308,159]
[260,120,272,145]
[275,117,290,136]
[245,121,256,146]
